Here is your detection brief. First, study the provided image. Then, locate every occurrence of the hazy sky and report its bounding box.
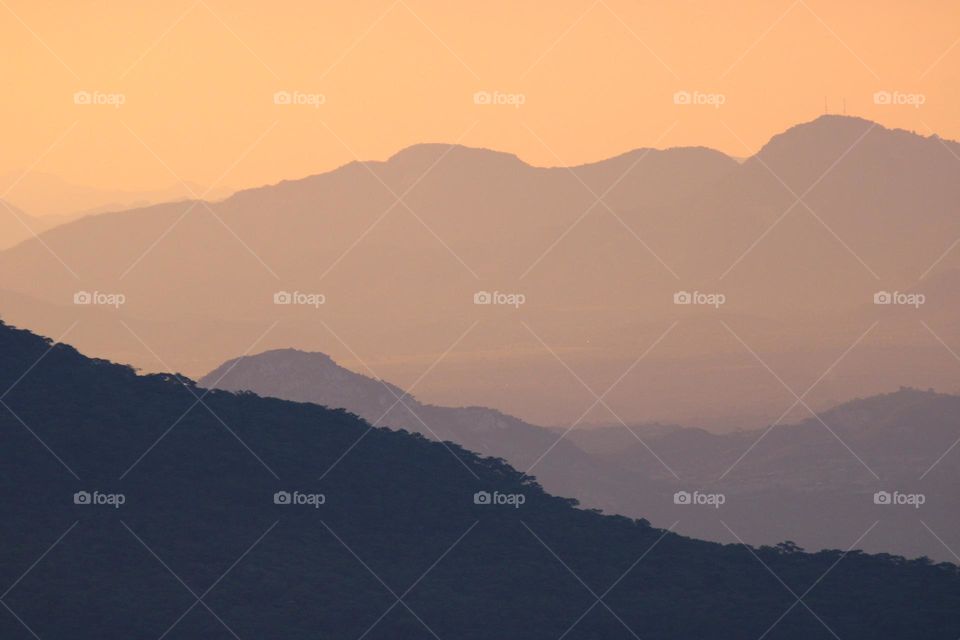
[2,0,958,194]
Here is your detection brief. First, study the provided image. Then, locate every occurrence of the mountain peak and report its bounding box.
[755,114,958,161]
[232,347,336,365]
[199,347,409,411]
[756,115,878,156]
[385,143,527,168]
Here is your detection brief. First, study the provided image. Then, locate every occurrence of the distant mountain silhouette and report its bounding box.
[2,116,960,429]
[575,388,960,559]
[1,320,959,639]
[0,170,234,218]
[201,350,960,561]
[0,200,75,250]
[200,348,642,517]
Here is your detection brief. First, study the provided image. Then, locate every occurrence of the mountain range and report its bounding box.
[0,200,80,250]
[201,348,960,561]
[1,115,959,430]
[1,320,958,638]
[0,170,234,218]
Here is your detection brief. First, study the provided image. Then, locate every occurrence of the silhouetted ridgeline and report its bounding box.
[1,321,958,639]
[5,116,960,433]
[201,348,960,561]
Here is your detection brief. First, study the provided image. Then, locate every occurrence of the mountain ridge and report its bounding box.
[1,319,959,638]
[200,347,960,561]
[2,114,960,431]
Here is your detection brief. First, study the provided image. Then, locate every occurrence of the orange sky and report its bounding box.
[2,0,958,197]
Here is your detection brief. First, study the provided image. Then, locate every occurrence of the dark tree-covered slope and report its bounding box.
[0,321,958,639]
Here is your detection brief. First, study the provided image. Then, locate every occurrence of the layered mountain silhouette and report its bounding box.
[0,171,234,219]
[1,320,959,639]
[201,349,960,561]
[200,347,591,464]
[572,388,960,559]
[201,348,641,515]
[1,116,959,429]
[0,200,76,250]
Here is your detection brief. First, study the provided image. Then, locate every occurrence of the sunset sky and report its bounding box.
[2,0,958,196]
